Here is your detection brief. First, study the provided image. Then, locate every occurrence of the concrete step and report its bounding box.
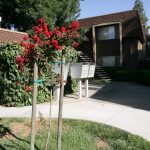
[95,66,111,80]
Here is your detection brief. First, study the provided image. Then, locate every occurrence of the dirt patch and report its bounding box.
[1,121,41,141]
[1,122,30,140]
[11,122,30,138]
[96,140,109,149]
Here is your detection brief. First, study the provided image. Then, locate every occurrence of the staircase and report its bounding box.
[78,52,94,64]
[78,51,111,80]
[94,66,111,79]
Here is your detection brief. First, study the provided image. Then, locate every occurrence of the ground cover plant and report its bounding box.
[0,118,150,150]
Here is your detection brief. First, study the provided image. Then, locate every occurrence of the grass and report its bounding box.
[0,118,150,150]
[88,78,110,85]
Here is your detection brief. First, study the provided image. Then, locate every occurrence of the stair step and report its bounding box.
[78,51,111,80]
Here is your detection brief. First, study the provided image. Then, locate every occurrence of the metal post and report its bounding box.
[85,79,88,98]
[78,79,82,99]
[53,85,60,101]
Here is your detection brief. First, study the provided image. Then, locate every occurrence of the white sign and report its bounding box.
[88,65,95,78]
[70,63,89,79]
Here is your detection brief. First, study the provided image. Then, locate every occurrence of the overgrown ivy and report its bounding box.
[0,43,80,107]
[0,43,58,107]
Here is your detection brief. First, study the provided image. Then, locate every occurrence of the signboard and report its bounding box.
[88,65,95,78]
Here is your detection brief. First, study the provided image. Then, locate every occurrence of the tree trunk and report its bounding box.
[30,62,38,150]
[57,50,65,150]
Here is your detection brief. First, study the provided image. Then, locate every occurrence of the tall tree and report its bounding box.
[0,0,80,31]
[133,0,148,24]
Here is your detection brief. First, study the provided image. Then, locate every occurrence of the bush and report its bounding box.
[0,43,55,107]
[103,67,150,86]
[64,75,77,95]
[103,67,124,79]
[114,70,150,86]
[0,43,80,106]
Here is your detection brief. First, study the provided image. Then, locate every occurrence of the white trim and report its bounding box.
[119,22,123,66]
[92,26,96,63]
[93,22,120,27]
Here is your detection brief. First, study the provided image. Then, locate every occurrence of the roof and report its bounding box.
[0,28,27,45]
[78,10,145,43]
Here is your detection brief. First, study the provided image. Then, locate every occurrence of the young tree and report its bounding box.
[0,0,80,31]
[133,0,148,24]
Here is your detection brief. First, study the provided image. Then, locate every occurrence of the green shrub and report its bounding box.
[0,43,56,107]
[103,67,150,86]
[64,75,77,95]
[103,67,124,79]
[0,43,80,106]
[114,70,150,86]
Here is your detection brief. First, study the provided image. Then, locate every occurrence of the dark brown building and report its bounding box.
[78,10,146,68]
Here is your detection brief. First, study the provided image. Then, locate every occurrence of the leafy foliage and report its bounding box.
[0,43,57,107]
[0,0,80,31]
[0,18,82,107]
[16,18,81,100]
[133,0,149,24]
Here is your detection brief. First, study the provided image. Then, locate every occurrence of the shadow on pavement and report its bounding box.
[91,81,150,111]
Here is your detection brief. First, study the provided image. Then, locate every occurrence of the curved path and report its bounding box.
[0,81,150,141]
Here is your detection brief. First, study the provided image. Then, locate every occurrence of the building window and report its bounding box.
[147,41,150,48]
[102,56,116,67]
[98,26,115,40]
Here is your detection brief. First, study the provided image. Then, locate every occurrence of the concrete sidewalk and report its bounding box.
[0,82,150,142]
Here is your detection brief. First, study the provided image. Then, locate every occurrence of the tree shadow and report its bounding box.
[91,81,150,111]
[0,124,40,150]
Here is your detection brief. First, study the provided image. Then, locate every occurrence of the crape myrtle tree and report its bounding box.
[133,0,148,24]
[17,17,80,150]
[0,0,80,31]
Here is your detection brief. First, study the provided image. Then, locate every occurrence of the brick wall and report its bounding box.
[0,28,27,45]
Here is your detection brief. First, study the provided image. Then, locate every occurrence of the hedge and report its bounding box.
[103,67,150,86]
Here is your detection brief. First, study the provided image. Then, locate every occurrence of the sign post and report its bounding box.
[78,79,82,99]
[85,79,88,98]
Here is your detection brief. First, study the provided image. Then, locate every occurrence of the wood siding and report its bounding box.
[122,37,138,68]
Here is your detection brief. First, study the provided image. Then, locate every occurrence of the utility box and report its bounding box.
[88,64,95,78]
[70,63,89,79]
[53,62,70,81]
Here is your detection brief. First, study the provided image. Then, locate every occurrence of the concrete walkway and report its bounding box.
[0,81,150,141]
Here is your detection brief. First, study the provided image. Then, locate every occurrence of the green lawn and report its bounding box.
[0,118,150,150]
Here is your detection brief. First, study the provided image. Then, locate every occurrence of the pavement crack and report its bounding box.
[104,107,128,124]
